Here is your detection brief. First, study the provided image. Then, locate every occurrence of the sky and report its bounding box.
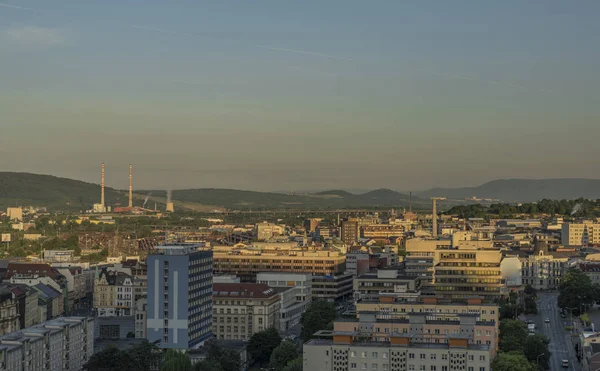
[1,0,599,192]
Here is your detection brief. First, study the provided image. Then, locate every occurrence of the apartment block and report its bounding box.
[93,269,133,317]
[212,283,280,340]
[303,333,491,371]
[353,270,421,303]
[312,273,353,302]
[0,316,94,371]
[562,222,600,247]
[147,244,213,349]
[341,220,360,245]
[256,273,312,333]
[213,249,346,282]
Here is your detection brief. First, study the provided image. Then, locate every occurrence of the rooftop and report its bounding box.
[213,283,279,299]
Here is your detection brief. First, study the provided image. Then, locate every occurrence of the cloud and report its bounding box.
[3,26,64,48]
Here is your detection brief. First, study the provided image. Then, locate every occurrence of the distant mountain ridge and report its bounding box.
[0,172,418,210]
[419,178,600,202]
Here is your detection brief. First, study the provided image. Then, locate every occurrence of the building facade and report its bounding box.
[341,220,360,245]
[312,273,354,302]
[303,334,491,371]
[562,222,600,247]
[0,316,94,371]
[147,244,213,349]
[213,249,346,281]
[212,283,280,340]
[256,273,312,334]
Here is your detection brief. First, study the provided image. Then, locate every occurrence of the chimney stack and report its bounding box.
[128,164,133,208]
[432,198,437,237]
[101,163,105,208]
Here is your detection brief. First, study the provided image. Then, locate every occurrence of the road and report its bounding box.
[523,292,578,370]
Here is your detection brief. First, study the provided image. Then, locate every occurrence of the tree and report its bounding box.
[491,352,536,371]
[83,346,137,371]
[523,334,550,370]
[247,327,282,366]
[282,357,303,371]
[194,359,224,371]
[559,267,600,315]
[301,301,337,342]
[129,340,162,370]
[499,320,528,353]
[524,284,537,297]
[524,296,538,314]
[204,342,241,371]
[160,350,192,371]
[269,340,300,370]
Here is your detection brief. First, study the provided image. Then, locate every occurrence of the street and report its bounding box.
[522,292,579,371]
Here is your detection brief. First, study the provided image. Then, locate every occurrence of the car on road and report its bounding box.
[562,359,569,368]
[545,318,550,323]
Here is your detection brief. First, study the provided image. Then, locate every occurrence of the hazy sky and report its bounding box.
[1,1,599,192]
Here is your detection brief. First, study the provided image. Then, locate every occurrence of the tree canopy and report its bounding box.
[300,300,337,342]
[558,267,600,315]
[491,352,536,371]
[269,340,300,370]
[523,335,550,371]
[282,357,303,371]
[247,327,282,366]
[84,341,161,371]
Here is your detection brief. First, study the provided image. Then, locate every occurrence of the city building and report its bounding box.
[353,270,421,303]
[404,233,505,299]
[255,222,285,241]
[311,273,353,302]
[562,222,600,247]
[304,218,322,233]
[93,269,134,317]
[213,249,346,282]
[31,284,64,320]
[315,227,333,240]
[147,243,213,349]
[6,207,23,222]
[341,219,360,245]
[256,273,312,334]
[334,309,498,358]
[0,287,20,336]
[0,316,94,371]
[345,251,370,277]
[303,332,492,371]
[212,283,280,340]
[519,241,573,290]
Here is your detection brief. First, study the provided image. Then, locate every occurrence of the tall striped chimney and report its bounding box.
[128,164,133,208]
[101,163,105,207]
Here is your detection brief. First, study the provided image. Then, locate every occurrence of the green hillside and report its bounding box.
[0,172,127,209]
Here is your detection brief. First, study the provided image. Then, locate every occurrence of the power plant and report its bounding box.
[90,162,172,214]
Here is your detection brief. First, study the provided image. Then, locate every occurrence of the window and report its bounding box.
[372,364,378,369]
[408,366,415,371]
[362,363,367,370]
[382,365,388,370]
[476,331,481,336]
[485,330,491,336]
[442,354,448,360]
[468,355,474,361]
[362,352,367,358]
[351,351,356,357]
[409,353,415,359]
[351,363,357,369]
[442,367,448,371]
[420,354,425,360]
[382,353,387,359]
[431,354,436,360]
[420,366,425,371]
[468,367,474,371]
[372,352,378,358]
[431,367,436,371]
[480,355,485,361]
[480,368,486,371]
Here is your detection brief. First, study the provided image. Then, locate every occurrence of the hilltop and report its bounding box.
[0,172,127,209]
[420,178,600,202]
[0,172,417,210]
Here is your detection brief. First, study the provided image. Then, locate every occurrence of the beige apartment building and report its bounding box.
[212,283,280,340]
[405,233,504,299]
[303,333,491,371]
[335,310,498,358]
[355,297,499,340]
[562,222,600,247]
[353,270,422,303]
[213,249,346,281]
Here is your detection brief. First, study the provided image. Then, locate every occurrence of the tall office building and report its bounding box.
[147,244,213,349]
[340,219,360,245]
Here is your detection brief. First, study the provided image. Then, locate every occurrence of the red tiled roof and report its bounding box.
[5,263,63,280]
[213,283,279,299]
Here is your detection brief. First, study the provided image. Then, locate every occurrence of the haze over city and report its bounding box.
[1,0,599,191]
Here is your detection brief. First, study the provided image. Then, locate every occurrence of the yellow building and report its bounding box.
[562,221,600,247]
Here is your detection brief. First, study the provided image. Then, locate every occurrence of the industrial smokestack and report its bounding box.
[128,164,133,208]
[432,198,437,237]
[101,163,105,208]
[409,191,412,212]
